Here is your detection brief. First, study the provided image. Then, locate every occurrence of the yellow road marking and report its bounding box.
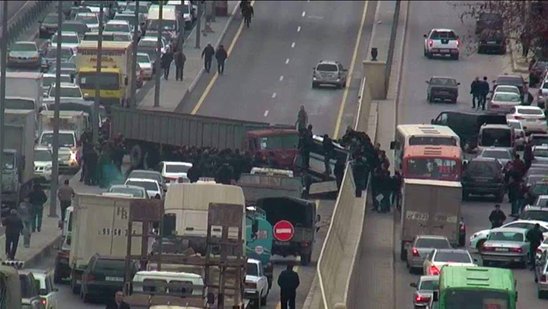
[332,1,369,138]
[191,1,256,115]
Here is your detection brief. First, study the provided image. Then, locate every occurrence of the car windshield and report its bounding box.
[419,279,438,291]
[166,164,191,173]
[517,108,543,115]
[114,15,135,24]
[481,149,511,160]
[109,187,144,197]
[79,72,120,90]
[488,231,524,241]
[480,129,512,147]
[534,148,548,158]
[433,251,471,263]
[113,33,131,41]
[43,14,58,23]
[52,34,79,44]
[61,23,87,33]
[35,149,52,161]
[520,210,548,221]
[495,86,518,93]
[246,262,258,276]
[5,98,35,110]
[257,134,299,150]
[415,238,450,248]
[105,23,129,32]
[2,152,15,170]
[44,76,71,87]
[531,136,548,146]
[535,197,548,207]
[40,133,75,147]
[406,158,459,180]
[45,48,73,60]
[127,3,149,13]
[466,161,500,177]
[507,121,521,130]
[497,77,523,87]
[50,86,81,98]
[93,259,125,273]
[126,180,158,191]
[77,15,98,24]
[148,19,177,31]
[430,78,457,86]
[317,64,338,72]
[493,93,520,102]
[444,290,509,309]
[129,171,161,182]
[531,183,548,195]
[430,31,457,39]
[139,40,157,48]
[12,42,36,52]
[137,54,150,63]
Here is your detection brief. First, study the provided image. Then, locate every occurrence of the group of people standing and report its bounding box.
[79,131,126,189]
[160,46,187,81]
[469,76,491,110]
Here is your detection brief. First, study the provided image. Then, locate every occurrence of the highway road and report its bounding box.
[179,0,376,138]
[391,1,546,308]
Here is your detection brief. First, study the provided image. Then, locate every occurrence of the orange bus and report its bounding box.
[401,145,463,181]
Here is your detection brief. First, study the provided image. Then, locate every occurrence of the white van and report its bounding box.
[147,4,179,34]
[132,271,204,298]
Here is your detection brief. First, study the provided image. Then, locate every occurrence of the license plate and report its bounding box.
[495,248,507,252]
[526,119,537,122]
[106,276,123,282]
[487,41,496,44]
[440,49,449,53]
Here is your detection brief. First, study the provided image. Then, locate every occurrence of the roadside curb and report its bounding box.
[181,2,241,103]
[23,235,62,269]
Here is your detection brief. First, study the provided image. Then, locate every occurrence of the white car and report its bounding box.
[244,258,269,307]
[493,84,521,96]
[34,146,53,183]
[137,52,153,79]
[533,145,548,163]
[469,220,548,251]
[506,106,547,134]
[50,31,80,54]
[477,147,513,166]
[159,161,193,185]
[107,184,149,199]
[423,249,476,275]
[507,119,526,149]
[38,130,80,172]
[125,177,163,199]
[42,74,73,97]
[104,20,132,34]
[75,13,99,31]
[423,28,460,60]
[47,82,83,100]
[488,91,522,114]
[30,269,59,309]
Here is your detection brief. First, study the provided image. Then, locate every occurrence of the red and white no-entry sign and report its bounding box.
[273,220,294,242]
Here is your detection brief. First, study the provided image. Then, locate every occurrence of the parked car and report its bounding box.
[75,13,100,32]
[529,59,548,87]
[410,275,439,309]
[104,20,132,34]
[107,184,149,198]
[406,235,451,274]
[30,269,60,309]
[477,28,506,54]
[488,91,521,113]
[80,255,138,303]
[493,74,531,104]
[423,249,476,275]
[506,106,547,134]
[533,195,548,208]
[426,76,459,103]
[480,227,530,267]
[492,84,520,96]
[525,182,548,209]
[42,46,74,73]
[42,74,73,97]
[520,206,548,222]
[469,220,548,251]
[125,178,163,199]
[423,28,460,60]
[312,60,348,89]
[462,157,505,201]
[7,41,42,69]
[47,83,84,100]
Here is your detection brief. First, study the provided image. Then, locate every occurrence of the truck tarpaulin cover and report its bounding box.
[257,197,315,229]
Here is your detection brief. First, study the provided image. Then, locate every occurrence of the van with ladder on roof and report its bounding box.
[430,265,517,309]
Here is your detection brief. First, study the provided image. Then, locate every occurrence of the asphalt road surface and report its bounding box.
[179,0,376,138]
[392,1,546,308]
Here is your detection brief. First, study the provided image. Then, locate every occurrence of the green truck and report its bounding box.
[430,265,517,309]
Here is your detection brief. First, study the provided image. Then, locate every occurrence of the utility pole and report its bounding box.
[195,1,202,49]
[49,1,63,218]
[130,0,139,108]
[153,2,163,108]
[0,0,8,209]
[93,3,104,144]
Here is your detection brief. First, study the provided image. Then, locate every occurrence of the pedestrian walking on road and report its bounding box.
[215,45,228,75]
[174,49,186,81]
[478,76,490,110]
[295,105,308,132]
[105,291,130,309]
[161,47,174,80]
[58,179,75,223]
[2,209,24,260]
[334,157,345,191]
[17,197,33,248]
[278,264,300,309]
[242,2,254,28]
[488,204,506,228]
[526,224,544,269]
[28,184,47,233]
[322,134,334,176]
[520,31,531,58]
[470,76,481,109]
[201,43,215,73]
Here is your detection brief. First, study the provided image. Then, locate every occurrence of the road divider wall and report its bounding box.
[2,1,53,46]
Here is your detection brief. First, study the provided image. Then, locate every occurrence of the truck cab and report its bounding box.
[245,128,300,170]
[246,206,273,288]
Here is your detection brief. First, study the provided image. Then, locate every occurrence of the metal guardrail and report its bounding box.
[2,1,53,46]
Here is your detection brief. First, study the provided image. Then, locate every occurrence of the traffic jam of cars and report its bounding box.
[403,11,548,309]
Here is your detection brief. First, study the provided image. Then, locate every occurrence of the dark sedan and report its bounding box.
[478,29,506,54]
[426,76,460,103]
[462,157,505,201]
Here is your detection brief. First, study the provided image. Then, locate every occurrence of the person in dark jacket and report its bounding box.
[523,140,534,169]
[28,184,48,232]
[174,49,187,81]
[201,43,215,73]
[508,177,524,216]
[334,157,345,191]
[526,224,544,269]
[161,47,174,80]
[295,105,308,132]
[278,264,300,309]
[488,204,506,228]
[215,45,228,75]
[322,134,334,176]
[3,209,24,260]
[302,170,312,199]
[470,76,481,109]
[352,154,368,197]
[242,2,254,28]
[105,291,130,309]
[215,162,234,185]
[187,162,201,183]
[478,76,490,110]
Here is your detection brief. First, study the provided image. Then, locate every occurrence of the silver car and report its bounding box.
[312,60,348,89]
[406,235,451,273]
[477,147,513,167]
[7,41,41,68]
[480,227,530,267]
[410,275,439,308]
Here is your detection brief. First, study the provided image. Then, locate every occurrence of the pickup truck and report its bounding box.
[245,258,269,308]
[424,28,460,60]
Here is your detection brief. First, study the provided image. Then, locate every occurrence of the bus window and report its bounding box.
[406,158,459,180]
[409,136,458,146]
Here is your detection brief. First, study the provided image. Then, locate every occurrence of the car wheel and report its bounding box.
[261,292,267,305]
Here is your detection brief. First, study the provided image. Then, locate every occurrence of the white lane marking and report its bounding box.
[302,11,306,17]
[279,75,284,81]
[297,26,301,32]
[291,42,296,48]
[307,15,324,20]
[264,110,269,117]
[272,92,277,98]
[285,58,290,64]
